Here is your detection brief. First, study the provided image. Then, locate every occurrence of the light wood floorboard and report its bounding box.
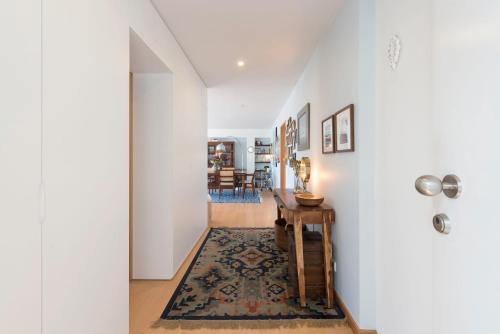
[130,190,353,334]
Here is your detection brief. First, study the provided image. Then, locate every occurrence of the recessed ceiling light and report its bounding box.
[237,60,245,67]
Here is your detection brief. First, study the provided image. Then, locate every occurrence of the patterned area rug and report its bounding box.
[156,228,345,329]
[210,190,262,203]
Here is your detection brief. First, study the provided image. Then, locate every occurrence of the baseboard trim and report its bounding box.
[129,227,210,281]
[169,226,210,280]
[335,290,377,334]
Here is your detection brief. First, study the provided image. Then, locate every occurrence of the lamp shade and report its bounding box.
[215,142,226,155]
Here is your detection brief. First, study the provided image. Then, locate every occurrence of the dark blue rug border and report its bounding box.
[160,228,345,321]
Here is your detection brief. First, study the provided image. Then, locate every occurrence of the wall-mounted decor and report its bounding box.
[273,126,279,167]
[334,104,354,152]
[387,35,401,70]
[321,115,335,154]
[297,103,310,151]
[285,117,297,163]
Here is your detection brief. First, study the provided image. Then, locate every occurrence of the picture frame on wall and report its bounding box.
[297,103,310,151]
[321,115,335,154]
[334,104,355,152]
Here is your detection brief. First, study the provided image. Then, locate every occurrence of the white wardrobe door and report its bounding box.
[42,0,129,333]
[0,1,42,333]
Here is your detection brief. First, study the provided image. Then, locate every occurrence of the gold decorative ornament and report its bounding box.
[285,117,297,163]
[290,156,311,193]
[299,157,311,192]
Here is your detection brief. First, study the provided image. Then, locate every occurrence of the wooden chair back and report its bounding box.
[219,169,234,185]
[245,172,255,184]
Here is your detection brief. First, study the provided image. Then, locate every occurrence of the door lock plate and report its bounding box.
[433,214,451,234]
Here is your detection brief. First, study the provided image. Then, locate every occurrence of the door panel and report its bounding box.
[375,1,434,333]
[43,1,129,332]
[0,1,42,333]
[377,1,500,333]
[432,1,500,333]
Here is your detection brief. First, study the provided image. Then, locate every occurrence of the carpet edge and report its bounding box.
[152,318,348,330]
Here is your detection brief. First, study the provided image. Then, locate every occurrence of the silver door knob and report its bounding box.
[415,174,462,199]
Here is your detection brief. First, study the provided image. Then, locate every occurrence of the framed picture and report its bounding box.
[297,103,310,151]
[322,115,335,154]
[334,104,355,152]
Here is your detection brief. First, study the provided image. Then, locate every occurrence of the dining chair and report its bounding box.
[241,172,256,198]
[234,171,244,195]
[208,168,218,194]
[219,169,235,197]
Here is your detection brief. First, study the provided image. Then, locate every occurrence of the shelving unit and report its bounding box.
[254,138,273,189]
[208,141,234,168]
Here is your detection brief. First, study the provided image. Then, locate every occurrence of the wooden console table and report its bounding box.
[273,188,335,308]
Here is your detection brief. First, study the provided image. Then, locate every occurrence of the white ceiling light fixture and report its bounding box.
[237,60,245,67]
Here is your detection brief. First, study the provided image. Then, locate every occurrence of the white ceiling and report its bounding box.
[151,0,343,129]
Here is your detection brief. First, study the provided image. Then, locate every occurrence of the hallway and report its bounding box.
[4,1,500,333]
[210,190,275,228]
[129,191,353,334]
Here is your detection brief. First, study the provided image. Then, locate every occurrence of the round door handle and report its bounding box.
[415,174,462,199]
[415,175,442,196]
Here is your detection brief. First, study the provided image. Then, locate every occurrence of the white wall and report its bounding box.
[208,129,272,172]
[0,1,42,333]
[272,0,375,328]
[132,73,173,279]
[40,0,207,333]
[357,0,376,326]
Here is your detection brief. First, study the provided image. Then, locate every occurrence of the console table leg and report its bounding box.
[322,212,334,308]
[294,214,307,307]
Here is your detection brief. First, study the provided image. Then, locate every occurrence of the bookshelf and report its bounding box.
[254,138,273,189]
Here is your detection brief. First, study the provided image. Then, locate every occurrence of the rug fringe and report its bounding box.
[152,318,347,330]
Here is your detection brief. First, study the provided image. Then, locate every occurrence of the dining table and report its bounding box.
[207,169,250,193]
[207,169,249,178]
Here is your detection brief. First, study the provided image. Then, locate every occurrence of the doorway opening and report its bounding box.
[129,28,173,280]
[279,122,286,189]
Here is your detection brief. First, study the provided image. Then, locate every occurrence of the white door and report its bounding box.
[0,1,42,333]
[432,1,500,333]
[377,1,500,334]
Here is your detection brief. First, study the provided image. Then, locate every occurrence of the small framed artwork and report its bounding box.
[297,103,310,151]
[334,104,355,152]
[321,115,335,154]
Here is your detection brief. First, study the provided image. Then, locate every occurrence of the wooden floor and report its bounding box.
[129,190,353,334]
